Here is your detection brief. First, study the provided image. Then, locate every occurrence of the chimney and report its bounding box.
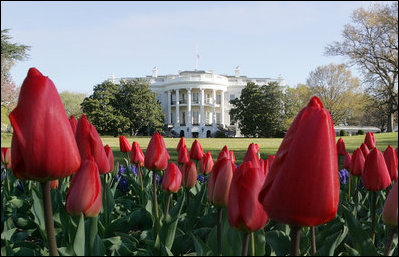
[235,66,240,77]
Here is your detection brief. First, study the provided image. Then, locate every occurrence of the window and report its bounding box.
[171,112,175,124]
[206,94,211,104]
[216,113,221,124]
[193,111,199,125]
[180,93,186,104]
[193,92,199,104]
[181,112,186,125]
[216,95,221,104]
[171,94,176,105]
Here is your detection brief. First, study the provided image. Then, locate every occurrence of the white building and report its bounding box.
[112,67,287,138]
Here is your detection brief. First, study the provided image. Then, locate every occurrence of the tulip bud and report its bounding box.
[362,148,391,192]
[131,142,144,167]
[200,151,214,175]
[229,150,236,164]
[69,115,78,136]
[177,136,186,152]
[364,132,376,150]
[161,162,182,193]
[382,182,398,227]
[190,139,204,161]
[217,146,231,162]
[104,145,114,173]
[360,143,370,158]
[207,157,235,208]
[383,145,398,182]
[255,144,261,159]
[119,135,131,153]
[336,138,346,156]
[344,152,352,171]
[243,143,261,168]
[182,161,197,189]
[178,145,189,165]
[9,68,81,181]
[144,132,170,171]
[228,162,268,232]
[1,147,11,169]
[258,96,339,227]
[76,114,110,174]
[65,158,101,217]
[350,148,365,176]
[50,179,59,190]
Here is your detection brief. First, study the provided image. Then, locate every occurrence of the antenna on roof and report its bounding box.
[195,44,199,71]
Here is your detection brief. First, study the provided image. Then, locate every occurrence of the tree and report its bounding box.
[81,81,130,136]
[283,84,312,128]
[59,91,86,118]
[117,79,165,136]
[306,63,362,125]
[325,2,398,131]
[230,82,286,138]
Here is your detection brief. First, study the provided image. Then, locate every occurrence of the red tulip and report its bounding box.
[190,139,204,161]
[396,147,398,159]
[228,162,268,232]
[177,137,186,152]
[1,147,11,169]
[364,132,376,150]
[217,146,231,162]
[383,145,398,182]
[382,181,398,227]
[258,96,339,227]
[207,157,235,207]
[182,161,197,189]
[262,155,275,176]
[131,142,144,167]
[50,179,59,190]
[161,162,182,193]
[200,151,214,175]
[119,135,131,153]
[344,152,352,171]
[255,143,261,159]
[243,143,261,168]
[178,145,189,165]
[104,145,114,173]
[75,114,110,174]
[229,150,236,164]
[144,132,170,171]
[360,143,370,158]
[65,158,101,217]
[9,68,81,181]
[350,148,365,176]
[336,138,346,156]
[69,115,77,136]
[362,148,391,192]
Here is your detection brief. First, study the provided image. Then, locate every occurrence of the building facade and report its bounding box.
[112,67,287,138]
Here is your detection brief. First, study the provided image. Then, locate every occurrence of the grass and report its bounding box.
[1,132,397,166]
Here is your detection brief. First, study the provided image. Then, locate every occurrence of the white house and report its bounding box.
[111,67,287,138]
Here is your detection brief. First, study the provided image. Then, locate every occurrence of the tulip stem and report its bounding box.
[250,232,255,256]
[186,188,190,211]
[40,181,58,256]
[348,174,351,197]
[354,176,359,217]
[370,191,377,245]
[152,172,159,219]
[242,232,250,256]
[138,166,144,191]
[88,215,98,256]
[289,225,301,256]
[311,226,316,255]
[165,193,171,219]
[384,227,396,256]
[217,208,223,256]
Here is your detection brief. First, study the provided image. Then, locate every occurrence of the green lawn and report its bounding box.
[1,132,397,166]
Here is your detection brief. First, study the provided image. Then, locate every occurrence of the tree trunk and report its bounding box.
[387,112,394,132]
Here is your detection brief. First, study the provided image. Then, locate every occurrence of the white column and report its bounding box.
[167,90,171,124]
[175,89,180,127]
[221,90,225,128]
[212,89,216,128]
[200,88,205,126]
[187,88,192,127]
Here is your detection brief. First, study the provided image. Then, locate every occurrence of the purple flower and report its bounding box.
[1,170,5,180]
[197,174,205,184]
[338,169,349,185]
[17,180,24,192]
[156,174,162,186]
[114,164,128,193]
[131,165,138,177]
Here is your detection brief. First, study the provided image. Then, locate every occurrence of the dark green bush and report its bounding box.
[357,129,365,135]
[339,130,348,136]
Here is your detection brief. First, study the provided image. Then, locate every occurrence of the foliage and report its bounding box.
[230,82,286,138]
[325,2,398,131]
[357,130,365,135]
[306,63,365,125]
[283,84,313,129]
[59,91,86,118]
[339,130,348,136]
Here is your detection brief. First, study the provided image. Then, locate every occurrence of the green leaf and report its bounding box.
[265,230,290,256]
[1,228,17,241]
[73,214,85,256]
[191,232,212,256]
[317,223,348,256]
[254,230,266,256]
[30,187,45,236]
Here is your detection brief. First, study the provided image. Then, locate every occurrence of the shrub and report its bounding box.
[339,130,348,136]
[357,129,365,135]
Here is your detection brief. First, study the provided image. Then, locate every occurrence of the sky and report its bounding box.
[1,1,379,96]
